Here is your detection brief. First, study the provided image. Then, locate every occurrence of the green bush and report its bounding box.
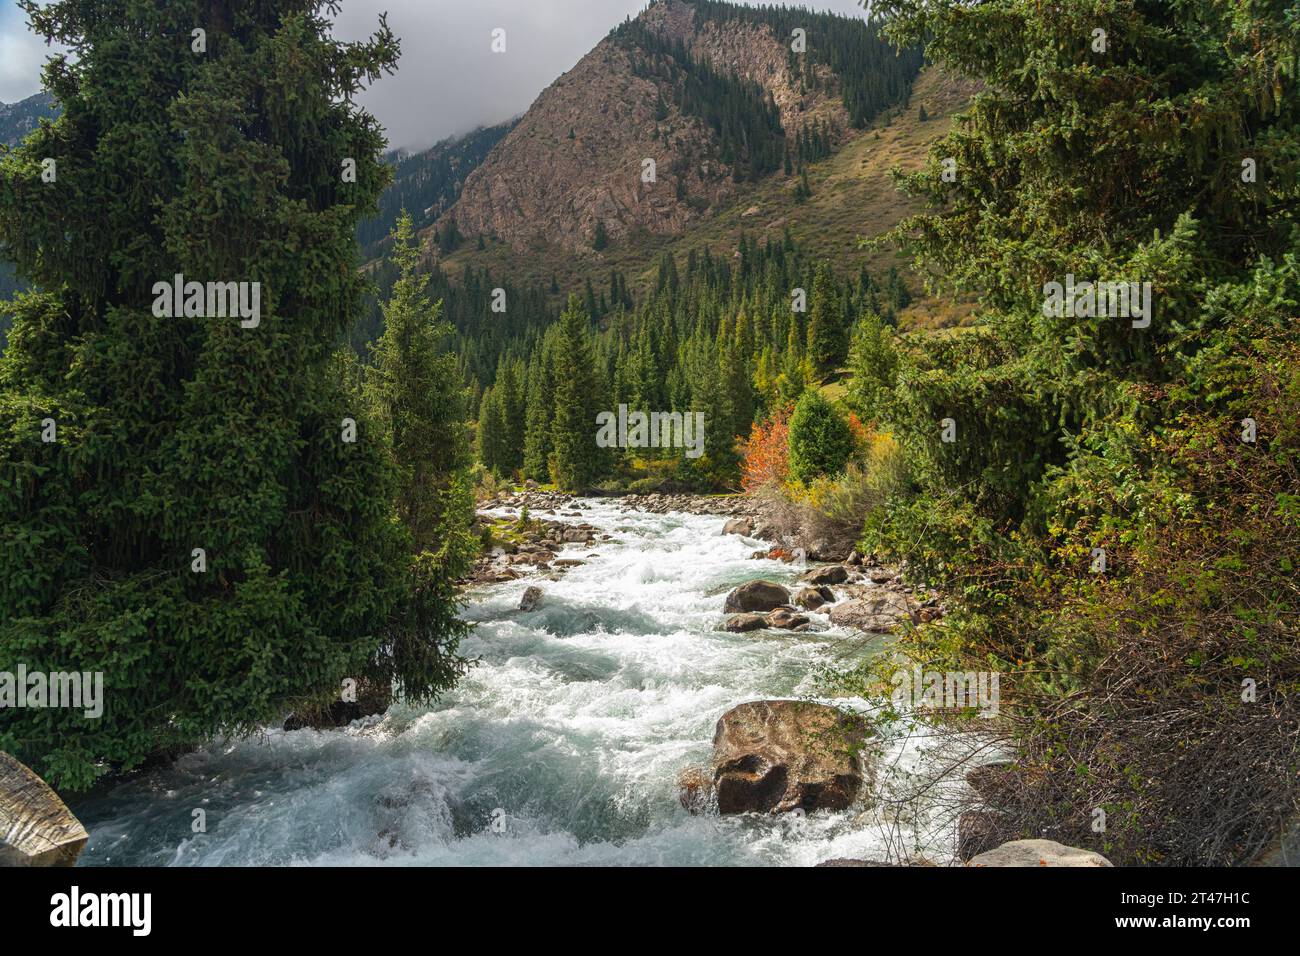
[787,391,853,483]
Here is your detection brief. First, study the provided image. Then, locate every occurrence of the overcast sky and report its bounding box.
[2,0,870,151]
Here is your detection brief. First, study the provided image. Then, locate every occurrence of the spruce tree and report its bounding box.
[807,263,849,377]
[548,295,600,490]
[0,1,458,788]
[365,211,474,701]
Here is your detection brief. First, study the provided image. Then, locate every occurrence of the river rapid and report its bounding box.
[71,499,956,866]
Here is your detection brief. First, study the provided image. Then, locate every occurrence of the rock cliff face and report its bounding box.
[447,0,849,253]
[448,34,730,253]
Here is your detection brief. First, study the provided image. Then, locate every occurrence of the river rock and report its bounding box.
[722,517,754,536]
[764,608,810,630]
[719,613,768,633]
[799,564,849,586]
[967,839,1113,867]
[723,580,791,613]
[0,753,88,867]
[828,591,918,633]
[518,586,544,611]
[677,767,713,812]
[794,586,834,610]
[710,700,872,814]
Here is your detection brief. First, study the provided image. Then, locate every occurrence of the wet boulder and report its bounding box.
[764,608,810,630]
[518,585,544,611]
[709,700,872,815]
[794,586,834,611]
[723,580,791,613]
[677,767,713,813]
[722,517,754,536]
[0,753,88,867]
[718,613,768,633]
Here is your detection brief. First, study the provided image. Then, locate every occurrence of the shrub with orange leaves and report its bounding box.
[845,410,870,449]
[740,406,792,493]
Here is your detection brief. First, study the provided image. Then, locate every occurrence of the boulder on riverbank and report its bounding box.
[967,838,1113,867]
[723,580,791,613]
[799,564,849,586]
[828,590,919,633]
[0,753,88,867]
[681,700,873,815]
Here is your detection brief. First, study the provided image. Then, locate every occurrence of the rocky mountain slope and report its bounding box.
[445,0,921,254]
[357,121,514,261]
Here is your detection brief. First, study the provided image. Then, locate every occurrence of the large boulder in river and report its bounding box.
[764,608,810,630]
[0,753,88,867]
[710,700,872,814]
[518,585,544,611]
[795,586,834,610]
[722,517,754,536]
[723,580,791,613]
[967,839,1113,867]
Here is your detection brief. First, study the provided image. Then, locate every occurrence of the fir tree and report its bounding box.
[366,212,475,697]
[0,0,458,788]
[549,296,601,490]
[807,263,849,377]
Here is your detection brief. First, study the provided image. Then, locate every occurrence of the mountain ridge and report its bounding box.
[442,0,922,256]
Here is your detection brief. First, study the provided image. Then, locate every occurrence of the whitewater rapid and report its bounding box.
[72,499,954,866]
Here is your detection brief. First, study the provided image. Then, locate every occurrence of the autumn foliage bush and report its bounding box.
[740,404,791,493]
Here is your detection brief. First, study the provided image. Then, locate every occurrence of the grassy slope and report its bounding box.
[435,68,981,330]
